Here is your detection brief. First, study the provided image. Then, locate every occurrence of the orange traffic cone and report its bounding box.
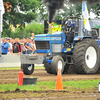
[18,68,23,86]
[55,68,63,90]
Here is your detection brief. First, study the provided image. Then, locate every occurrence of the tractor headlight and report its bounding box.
[47,52,52,56]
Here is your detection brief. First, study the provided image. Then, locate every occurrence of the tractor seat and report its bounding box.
[91,29,98,39]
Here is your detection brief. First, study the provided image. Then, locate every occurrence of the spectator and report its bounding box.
[12,38,21,53]
[27,38,32,54]
[1,38,9,55]
[17,38,20,43]
[1,38,4,43]
[31,39,36,54]
[22,39,29,54]
[0,37,37,55]
[31,33,34,40]
[7,38,12,54]
[11,39,15,44]
[22,38,25,44]
[20,38,24,44]
[20,43,24,52]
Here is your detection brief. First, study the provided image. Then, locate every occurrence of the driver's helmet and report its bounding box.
[65,21,71,27]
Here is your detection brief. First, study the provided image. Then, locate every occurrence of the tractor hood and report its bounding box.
[34,32,66,53]
[35,32,66,42]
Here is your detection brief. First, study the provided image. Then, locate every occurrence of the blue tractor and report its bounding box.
[20,17,100,75]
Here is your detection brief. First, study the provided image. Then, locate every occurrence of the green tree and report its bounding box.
[10,21,44,39]
[38,3,48,21]
[3,0,40,37]
[91,3,100,18]
[55,2,82,20]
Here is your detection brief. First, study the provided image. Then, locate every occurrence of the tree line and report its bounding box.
[2,0,100,38]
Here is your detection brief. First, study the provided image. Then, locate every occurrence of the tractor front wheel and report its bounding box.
[22,64,34,75]
[51,56,64,75]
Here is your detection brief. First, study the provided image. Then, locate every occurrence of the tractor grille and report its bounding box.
[35,41,50,50]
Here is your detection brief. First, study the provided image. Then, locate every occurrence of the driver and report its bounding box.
[65,21,74,47]
[65,21,72,34]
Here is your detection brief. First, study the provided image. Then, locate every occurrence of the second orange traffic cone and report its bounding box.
[55,68,63,90]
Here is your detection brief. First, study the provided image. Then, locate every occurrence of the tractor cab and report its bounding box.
[61,17,80,52]
[82,27,99,40]
[62,16,79,37]
[62,16,99,49]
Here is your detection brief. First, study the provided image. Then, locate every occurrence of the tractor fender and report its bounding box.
[73,36,92,41]
[73,36,92,46]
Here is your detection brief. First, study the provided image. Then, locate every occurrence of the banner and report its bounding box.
[44,20,62,34]
[82,1,91,31]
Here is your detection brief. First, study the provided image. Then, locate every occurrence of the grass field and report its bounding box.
[0,80,99,92]
[0,67,99,93]
[0,66,44,70]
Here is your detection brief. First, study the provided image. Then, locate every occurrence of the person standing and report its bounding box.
[31,33,35,40]
[1,38,4,43]
[27,38,32,54]
[7,38,12,54]
[22,39,29,54]
[1,38,9,55]
[12,38,21,53]
[31,39,36,54]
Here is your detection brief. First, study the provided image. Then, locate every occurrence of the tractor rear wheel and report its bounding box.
[73,39,100,74]
[22,64,34,75]
[44,63,52,74]
[51,55,64,75]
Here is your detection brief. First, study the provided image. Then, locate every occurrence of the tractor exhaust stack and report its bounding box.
[49,23,52,34]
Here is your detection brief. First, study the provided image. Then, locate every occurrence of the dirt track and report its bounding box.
[1,90,100,100]
[1,68,100,99]
[0,68,100,84]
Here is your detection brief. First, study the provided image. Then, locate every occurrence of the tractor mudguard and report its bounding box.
[73,36,92,46]
[74,36,92,41]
